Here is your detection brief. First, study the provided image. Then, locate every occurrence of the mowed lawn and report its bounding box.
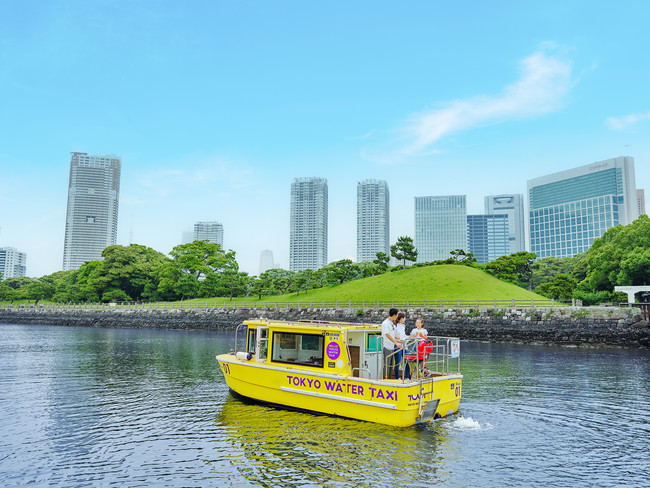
[238,265,547,303]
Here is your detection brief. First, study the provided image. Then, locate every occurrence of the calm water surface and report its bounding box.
[1,323,648,487]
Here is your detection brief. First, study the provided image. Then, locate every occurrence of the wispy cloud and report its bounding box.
[605,112,650,131]
[364,43,574,163]
[136,158,255,200]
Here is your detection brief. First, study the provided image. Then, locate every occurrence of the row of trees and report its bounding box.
[2,216,648,304]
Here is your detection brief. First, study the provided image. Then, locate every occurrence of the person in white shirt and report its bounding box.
[394,312,407,379]
[410,318,428,339]
[381,308,400,379]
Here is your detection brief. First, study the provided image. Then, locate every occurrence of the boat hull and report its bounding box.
[217,354,462,427]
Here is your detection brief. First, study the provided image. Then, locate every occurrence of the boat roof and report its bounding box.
[243,318,381,333]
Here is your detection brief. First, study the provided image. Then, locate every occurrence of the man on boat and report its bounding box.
[381,308,402,379]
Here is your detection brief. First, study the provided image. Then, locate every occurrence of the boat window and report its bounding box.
[367,333,381,352]
[247,328,256,354]
[271,332,324,367]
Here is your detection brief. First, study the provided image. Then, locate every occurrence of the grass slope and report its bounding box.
[250,265,547,303]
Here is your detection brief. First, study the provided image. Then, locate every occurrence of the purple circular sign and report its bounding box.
[326,342,340,360]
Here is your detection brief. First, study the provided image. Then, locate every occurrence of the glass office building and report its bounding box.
[527,157,638,259]
[357,179,390,263]
[63,152,121,271]
[415,195,467,262]
[289,177,328,272]
[467,215,510,263]
[484,194,525,253]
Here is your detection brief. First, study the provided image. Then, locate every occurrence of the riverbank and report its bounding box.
[1,305,649,348]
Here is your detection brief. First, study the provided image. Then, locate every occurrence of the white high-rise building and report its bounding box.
[63,152,121,271]
[259,250,275,274]
[527,156,638,259]
[289,177,328,272]
[193,221,224,246]
[637,189,646,217]
[0,247,27,280]
[415,195,467,262]
[357,179,390,263]
[484,194,525,253]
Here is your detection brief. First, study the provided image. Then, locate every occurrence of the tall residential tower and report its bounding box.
[289,177,328,272]
[357,179,390,262]
[62,152,121,270]
[527,156,638,259]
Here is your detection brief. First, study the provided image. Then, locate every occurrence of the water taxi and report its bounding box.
[216,319,462,427]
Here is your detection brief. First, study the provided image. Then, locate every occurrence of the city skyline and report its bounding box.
[2,2,649,277]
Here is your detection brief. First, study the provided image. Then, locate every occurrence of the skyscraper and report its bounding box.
[0,247,27,280]
[527,156,638,259]
[259,249,275,274]
[637,189,646,216]
[415,195,467,262]
[290,177,328,272]
[62,152,121,271]
[357,179,390,263]
[467,215,510,263]
[193,221,224,246]
[484,194,525,253]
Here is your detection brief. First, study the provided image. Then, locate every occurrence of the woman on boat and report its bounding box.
[394,313,407,379]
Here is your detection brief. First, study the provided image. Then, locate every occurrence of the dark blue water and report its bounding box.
[0,324,648,487]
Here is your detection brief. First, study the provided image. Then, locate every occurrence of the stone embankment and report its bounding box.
[0,306,648,348]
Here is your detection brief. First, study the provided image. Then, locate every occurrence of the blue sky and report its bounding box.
[1,0,649,278]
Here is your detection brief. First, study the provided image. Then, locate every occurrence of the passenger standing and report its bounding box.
[381,308,400,379]
[394,313,407,379]
[410,318,428,339]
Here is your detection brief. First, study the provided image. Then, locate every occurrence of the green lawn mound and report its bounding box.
[261,265,547,302]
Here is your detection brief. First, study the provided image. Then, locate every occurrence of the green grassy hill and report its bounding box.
[248,265,547,303]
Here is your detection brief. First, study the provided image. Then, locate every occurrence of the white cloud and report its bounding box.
[605,112,650,131]
[368,43,573,161]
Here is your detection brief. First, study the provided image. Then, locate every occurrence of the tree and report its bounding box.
[390,236,418,269]
[583,215,650,291]
[373,252,390,273]
[449,249,477,264]
[486,251,537,290]
[321,259,360,284]
[536,273,577,300]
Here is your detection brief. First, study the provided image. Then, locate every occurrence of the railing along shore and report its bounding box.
[3,298,648,311]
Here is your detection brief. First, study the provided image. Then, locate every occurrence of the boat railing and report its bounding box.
[386,336,460,381]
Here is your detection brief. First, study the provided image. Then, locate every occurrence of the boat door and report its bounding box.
[255,326,269,362]
[363,331,382,379]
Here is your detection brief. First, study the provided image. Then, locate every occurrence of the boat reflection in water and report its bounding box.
[213,394,459,487]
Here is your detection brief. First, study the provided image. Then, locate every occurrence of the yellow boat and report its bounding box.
[216,318,462,427]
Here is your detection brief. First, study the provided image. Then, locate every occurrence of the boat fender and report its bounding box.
[236,352,252,361]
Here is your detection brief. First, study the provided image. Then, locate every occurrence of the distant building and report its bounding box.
[63,152,121,271]
[181,231,194,244]
[527,156,638,259]
[193,221,224,246]
[467,215,510,263]
[357,179,390,263]
[484,194,525,253]
[637,189,646,216]
[0,247,27,280]
[290,177,328,272]
[259,250,275,274]
[415,195,467,262]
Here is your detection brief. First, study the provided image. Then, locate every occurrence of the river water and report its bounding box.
[0,323,648,487]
